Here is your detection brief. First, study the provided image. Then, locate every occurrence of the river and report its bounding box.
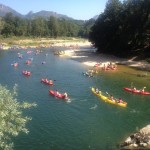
[0,48,150,150]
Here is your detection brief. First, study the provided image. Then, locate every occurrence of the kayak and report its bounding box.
[83,72,93,77]
[124,87,150,95]
[26,60,31,65]
[13,62,18,67]
[49,90,68,100]
[91,87,127,107]
[22,70,31,76]
[54,51,65,56]
[27,50,32,54]
[41,78,53,85]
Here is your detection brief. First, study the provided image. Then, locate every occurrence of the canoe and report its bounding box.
[41,78,53,85]
[91,87,127,107]
[124,87,150,95]
[49,90,68,100]
[22,70,31,76]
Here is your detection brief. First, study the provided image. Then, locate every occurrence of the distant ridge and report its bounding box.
[0,4,75,20]
[0,3,98,21]
[0,4,22,17]
[25,10,73,20]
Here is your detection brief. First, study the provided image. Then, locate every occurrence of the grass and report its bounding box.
[0,36,88,47]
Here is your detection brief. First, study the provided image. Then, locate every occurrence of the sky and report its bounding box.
[0,0,109,20]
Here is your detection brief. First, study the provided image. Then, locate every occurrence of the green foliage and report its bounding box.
[0,13,88,38]
[0,17,5,34]
[80,19,95,38]
[0,84,37,150]
[48,16,59,38]
[89,0,150,58]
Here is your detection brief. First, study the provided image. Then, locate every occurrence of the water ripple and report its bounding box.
[90,104,98,110]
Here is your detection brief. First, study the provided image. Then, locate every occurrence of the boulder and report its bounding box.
[120,125,150,149]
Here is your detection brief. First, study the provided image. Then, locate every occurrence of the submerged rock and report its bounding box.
[120,125,150,149]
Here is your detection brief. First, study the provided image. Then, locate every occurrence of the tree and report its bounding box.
[0,17,5,35]
[0,84,36,150]
[89,0,150,57]
[89,0,123,54]
[81,19,95,38]
[32,17,48,37]
[48,16,59,38]
[2,13,15,37]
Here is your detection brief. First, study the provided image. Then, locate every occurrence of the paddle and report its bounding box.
[106,92,110,96]
[130,82,133,88]
[106,92,110,98]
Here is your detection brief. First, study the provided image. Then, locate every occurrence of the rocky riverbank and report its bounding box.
[69,49,150,72]
[120,125,150,149]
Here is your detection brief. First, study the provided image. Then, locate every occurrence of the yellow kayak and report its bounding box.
[91,87,127,107]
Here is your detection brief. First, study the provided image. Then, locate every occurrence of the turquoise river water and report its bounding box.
[0,48,150,150]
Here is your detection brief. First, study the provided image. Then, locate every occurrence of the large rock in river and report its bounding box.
[120,125,150,149]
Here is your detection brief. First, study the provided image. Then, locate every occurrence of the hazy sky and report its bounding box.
[0,0,108,20]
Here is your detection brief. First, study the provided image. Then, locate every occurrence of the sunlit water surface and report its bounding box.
[0,48,150,150]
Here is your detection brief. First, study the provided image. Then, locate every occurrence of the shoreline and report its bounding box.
[64,48,150,72]
[0,38,91,49]
[0,38,150,71]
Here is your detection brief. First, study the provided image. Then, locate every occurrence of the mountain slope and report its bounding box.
[0,4,23,17]
[0,4,73,20]
[25,10,73,20]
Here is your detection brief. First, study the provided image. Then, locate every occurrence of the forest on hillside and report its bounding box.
[89,0,150,60]
[0,12,94,38]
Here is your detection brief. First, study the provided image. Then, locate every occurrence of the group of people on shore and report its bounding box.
[102,62,117,71]
[93,62,117,71]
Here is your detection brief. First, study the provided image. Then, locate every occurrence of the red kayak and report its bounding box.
[49,90,68,100]
[13,62,18,67]
[22,70,31,76]
[124,87,150,95]
[26,60,31,65]
[41,78,53,85]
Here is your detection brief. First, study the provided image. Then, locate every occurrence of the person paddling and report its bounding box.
[141,87,146,92]
[118,98,123,103]
[64,92,68,99]
[133,87,136,91]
